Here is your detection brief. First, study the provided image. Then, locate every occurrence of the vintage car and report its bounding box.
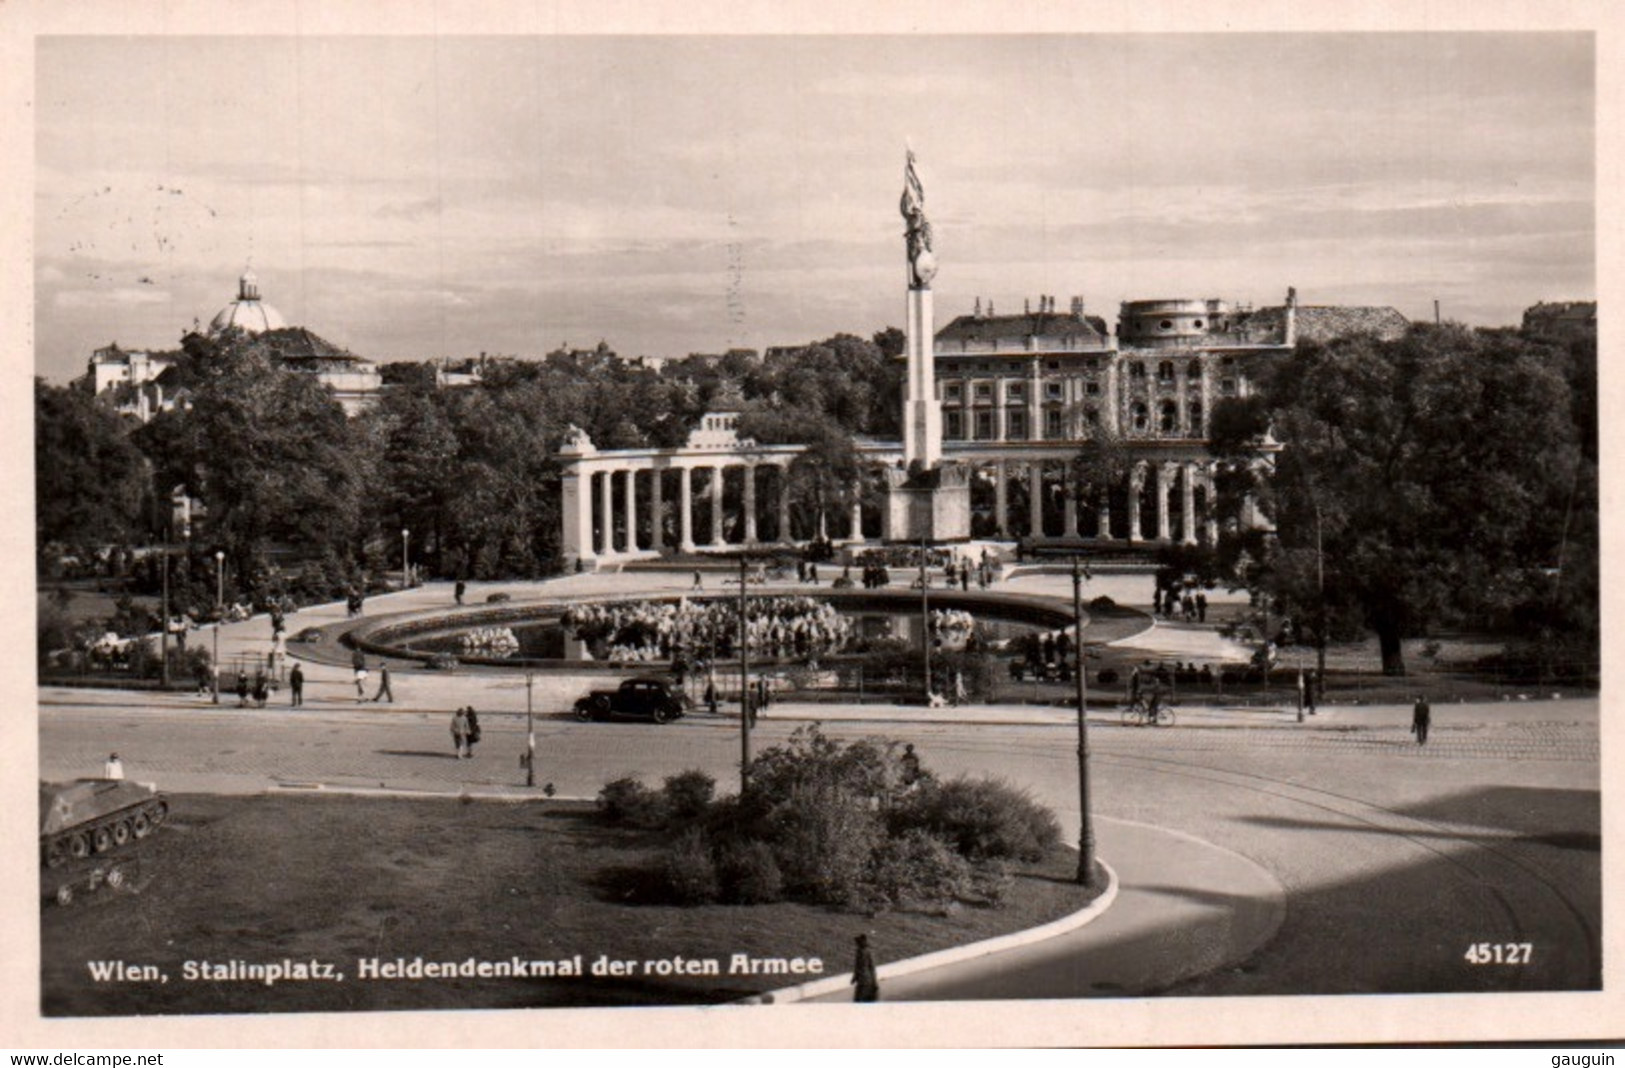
[573,677,688,724]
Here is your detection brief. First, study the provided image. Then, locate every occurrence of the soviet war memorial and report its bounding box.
[26,31,1600,1044]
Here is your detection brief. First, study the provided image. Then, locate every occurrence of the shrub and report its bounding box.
[1096,668,1119,687]
[897,776,1061,862]
[715,838,784,904]
[1089,595,1117,611]
[596,777,668,827]
[868,828,975,910]
[661,770,716,823]
[486,592,513,604]
[662,828,720,905]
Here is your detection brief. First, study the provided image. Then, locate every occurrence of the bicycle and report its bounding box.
[1119,696,1177,727]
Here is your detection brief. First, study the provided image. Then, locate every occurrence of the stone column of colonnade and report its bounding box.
[994,461,1010,538]
[650,470,664,552]
[1127,464,1145,545]
[597,469,614,556]
[778,465,793,543]
[1062,461,1080,538]
[1181,462,1198,545]
[622,468,638,553]
[1028,462,1044,539]
[678,467,696,552]
[1155,464,1173,543]
[709,466,725,547]
[743,464,758,544]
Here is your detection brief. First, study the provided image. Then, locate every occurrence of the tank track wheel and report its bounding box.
[68,833,90,860]
[112,820,132,846]
[92,826,113,854]
[131,812,152,839]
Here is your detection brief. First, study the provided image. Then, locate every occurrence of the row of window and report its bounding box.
[943,399,1206,442]
[943,375,1237,405]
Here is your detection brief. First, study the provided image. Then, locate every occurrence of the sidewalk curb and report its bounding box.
[731,857,1121,1006]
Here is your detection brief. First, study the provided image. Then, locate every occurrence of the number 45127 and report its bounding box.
[1465,942,1532,964]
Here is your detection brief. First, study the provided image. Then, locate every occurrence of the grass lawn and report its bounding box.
[41,794,1100,1016]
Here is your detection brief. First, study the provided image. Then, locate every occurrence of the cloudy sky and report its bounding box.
[33,33,1593,380]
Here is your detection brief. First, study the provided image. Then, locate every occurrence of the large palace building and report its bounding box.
[555,287,1409,566]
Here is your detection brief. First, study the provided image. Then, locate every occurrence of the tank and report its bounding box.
[39,779,169,868]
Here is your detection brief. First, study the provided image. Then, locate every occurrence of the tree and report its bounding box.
[35,379,151,557]
[170,342,367,579]
[1213,324,1586,675]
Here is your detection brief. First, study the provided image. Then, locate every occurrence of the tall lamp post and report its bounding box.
[525,672,536,788]
[401,528,411,589]
[159,531,170,687]
[738,555,752,788]
[1071,557,1097,887]
[919,535,931,702]
[212,550,225,704]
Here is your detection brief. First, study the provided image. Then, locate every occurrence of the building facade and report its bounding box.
[555,289,1409,566]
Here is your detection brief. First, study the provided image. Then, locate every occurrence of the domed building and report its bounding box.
[85,268,381,419]
[207,269,288,337]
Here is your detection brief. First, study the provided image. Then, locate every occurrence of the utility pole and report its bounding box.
[159,531,170,687]
[739,554,752,788]
[1072,557,1097,887]
[213,550,225,704]
[920,535,931,702]
[1315,499,1326,706]
[525,672,536,788]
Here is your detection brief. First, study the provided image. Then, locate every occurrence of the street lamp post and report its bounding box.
[213,550,225,704]
[159,532,170,687]
[525,672,536,788]
[402,528,411,589]
[738,555,752,788]
[1072,556,1097,887]
[919,535,931,703]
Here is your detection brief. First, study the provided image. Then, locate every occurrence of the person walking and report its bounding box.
[692,570,703,591]
[288,663,304,707]
[1412,695,1431,746]
[235,672,250,708]
[464,706,481,756]
[371,661,394,703]
[103,752,124,780]
[851,934,879,1002]
[451,707,470,759]
[352,649,369,702]
[454,580,466,606]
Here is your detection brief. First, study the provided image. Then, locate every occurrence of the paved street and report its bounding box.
[41,683,1600,998]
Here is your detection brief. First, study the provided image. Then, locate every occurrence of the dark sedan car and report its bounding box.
[573,677,688,724]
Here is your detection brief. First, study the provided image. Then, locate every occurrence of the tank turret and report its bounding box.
[39,779,169,867]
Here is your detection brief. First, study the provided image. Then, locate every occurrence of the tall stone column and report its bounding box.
[1028,462,1045,539]
[1181,463,1197,545]
[710,466,726,546]
[1156,463,1172,543]
[598,469,615,556]
[1097,495,1112,542]
[850,479,864,543]
[777,465,792,544]
[994,461,1010,537]
[1128,465,1144,545]
[678,466,696,553]
[743,464,758,544]
[903,287,940,468]
[650,469,665,552]
[623,468,638,553]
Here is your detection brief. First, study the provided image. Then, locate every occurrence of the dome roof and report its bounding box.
[207,270,287,337]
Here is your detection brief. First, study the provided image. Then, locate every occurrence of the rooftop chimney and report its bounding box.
[1071,296,1085,320]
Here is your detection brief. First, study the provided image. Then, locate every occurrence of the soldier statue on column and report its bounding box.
[900,150,937,289]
